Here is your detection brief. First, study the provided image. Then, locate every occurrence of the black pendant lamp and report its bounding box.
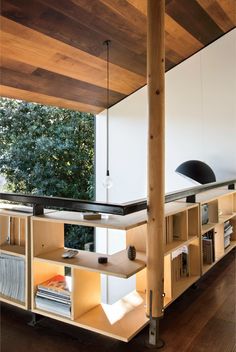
[175,160,216,184]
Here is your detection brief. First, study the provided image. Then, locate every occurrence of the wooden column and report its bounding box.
[146,0,165,319]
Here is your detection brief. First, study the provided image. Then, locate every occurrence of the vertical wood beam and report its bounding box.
[146,0,165,319]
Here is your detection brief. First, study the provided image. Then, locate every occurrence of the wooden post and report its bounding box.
[146,0,165,324]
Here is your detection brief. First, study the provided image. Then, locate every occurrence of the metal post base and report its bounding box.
[28,313,43,327]
[146,318,165,349]
[191,282,199,290]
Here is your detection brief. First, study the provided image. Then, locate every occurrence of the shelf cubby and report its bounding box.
[188,206,200,238]
[172,238,200,300]
[31,213,148,341]
[32,217,146,279]
[0,206,31,309]
[32,260,71,319]
[199,190,236,275]
[34,247,146,279]
[218,193,234,216]
[32,258,148,341]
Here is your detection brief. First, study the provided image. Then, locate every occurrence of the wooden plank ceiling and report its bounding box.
[0,0,235,114]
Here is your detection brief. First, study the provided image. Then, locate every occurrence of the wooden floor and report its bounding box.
[1,250,235,352]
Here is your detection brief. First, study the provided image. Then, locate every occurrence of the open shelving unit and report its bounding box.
[31,211,148,342]
[30,201,201,341]
[1,186,235,342]
[0,205,32,309]
[196,189,236,275]
[163,203,200,304]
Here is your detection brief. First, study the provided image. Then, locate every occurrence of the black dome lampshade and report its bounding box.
[175,160,216,184]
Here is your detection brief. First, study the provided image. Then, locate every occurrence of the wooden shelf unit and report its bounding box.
[30,202,201,341]
[163,203,201,304]
[1,190,235,342]
[31,213,148,342]
[0,205,32,309]
[198,189,236,275]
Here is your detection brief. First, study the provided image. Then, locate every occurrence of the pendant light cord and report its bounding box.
[104,40,111,176]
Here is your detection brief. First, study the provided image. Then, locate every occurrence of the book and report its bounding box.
[35,296,71,318]
[80,212,101,220]
[0,253,25,302]
[35,275,71,318]
[38,275,71,297]
[203,238,214,264]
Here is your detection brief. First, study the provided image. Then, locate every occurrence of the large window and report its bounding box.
[0,97,95,249]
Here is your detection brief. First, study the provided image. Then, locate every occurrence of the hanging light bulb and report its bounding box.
[103,39,113,190]
[103,170,113,189]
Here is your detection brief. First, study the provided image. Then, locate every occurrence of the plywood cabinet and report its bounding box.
[1,188,235,342]
[197,189,236,275]
[0,205,31,309]
[31,212,148,342]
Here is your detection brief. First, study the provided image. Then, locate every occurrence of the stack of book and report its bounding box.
[224,221,233,248]
[0,253,25,302]
[171,246,189,280]
[35,275,71,318]
[202,229,215,264]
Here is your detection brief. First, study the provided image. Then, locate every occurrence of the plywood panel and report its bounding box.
[0,215,10,245]
[126,224,146,251]
[0,0,234,112]
[34,247,146,278]
[32,220,64,257]
[72,268,100,319]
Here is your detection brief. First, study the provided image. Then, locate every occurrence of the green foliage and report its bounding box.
[0,98,95,199]
[64,225,94,251]
[0,97,95,249]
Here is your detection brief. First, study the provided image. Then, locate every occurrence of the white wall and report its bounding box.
[96,29,236,303]
[166,28,236,189]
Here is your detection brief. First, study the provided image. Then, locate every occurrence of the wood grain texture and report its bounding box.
[146,0,165,318]
[0,85,103,113]
[1,249,235,351]
[0,0,235,112]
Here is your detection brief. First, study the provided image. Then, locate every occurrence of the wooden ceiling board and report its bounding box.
[0,0,235,112]
[166,0,224,45]
[197,0,236,31]
[0,66,125,107]
[0,85,103,113]
[0,17,145,95]
[218,0,236,25]
[165,15,203,58]
[0,0,146,76]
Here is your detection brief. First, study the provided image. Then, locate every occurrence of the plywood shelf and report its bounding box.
[196,189,236,204]
[31,202,199,231]
[0,244,25,257]
[202,241,236,274]
[164,235,198,255]
[201,222,217,234]
[173,275,200,300]
[32,210,147,230]
[0,204,33,217]
[165,202,198,217]
[0,293,26,309]
[75,291,148,342]
[32,291,148,342]
[34,248,146,279]
[224,241,236,254]
[219,212,236,223]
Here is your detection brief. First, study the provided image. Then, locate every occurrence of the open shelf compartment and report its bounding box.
[32,260,149,342]
[0,208,31,309]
